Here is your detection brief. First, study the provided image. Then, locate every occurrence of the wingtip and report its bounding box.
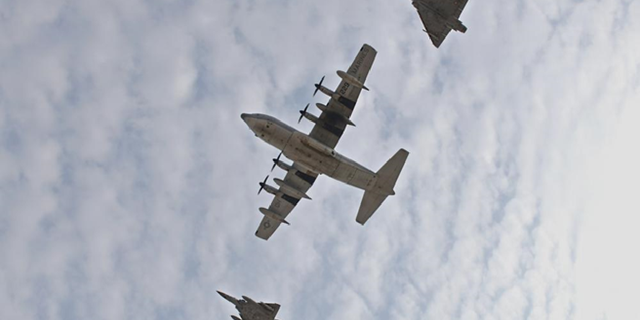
[255,231,269,241]
[362,43,377,53]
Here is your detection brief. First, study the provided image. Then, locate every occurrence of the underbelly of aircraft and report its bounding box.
[282,132,377,191]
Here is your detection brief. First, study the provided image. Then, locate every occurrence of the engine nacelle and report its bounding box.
[337,70,369,91]
[316,84,340,100]
[259,207,290,225]
[260,183,279,196]
[303,112,320,124]
[315,103,328,112]
[231,316,241,320]
[274,159,293,172]
[274,178,312,200]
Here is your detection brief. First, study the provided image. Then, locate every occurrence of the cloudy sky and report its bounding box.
[1,0,639,319]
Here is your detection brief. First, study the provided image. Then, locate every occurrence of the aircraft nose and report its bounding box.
[241,113,258,131]
[217,291,237,304]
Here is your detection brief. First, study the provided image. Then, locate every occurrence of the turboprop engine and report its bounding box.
[273,158,293,172]
[313,76,342,101]
[258,182,279,196]
[271,153,293,172]
[258,175,279,195]
[336,70,369,91]
[259,207,290,225]
[298,103,320,125]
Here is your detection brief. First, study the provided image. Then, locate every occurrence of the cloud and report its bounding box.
[1,0,639,319]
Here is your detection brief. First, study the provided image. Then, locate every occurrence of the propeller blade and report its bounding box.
[271,153,282,172]
[258,175,269,195]
[298,103,309,123]
[313,76,325,96]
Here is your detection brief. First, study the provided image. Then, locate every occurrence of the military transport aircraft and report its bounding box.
[412,0,469,48]
[218,291,280,320]
[242,44,409,240]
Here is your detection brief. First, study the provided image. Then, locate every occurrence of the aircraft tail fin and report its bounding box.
[265,303,281,316]
[356,149,409,225]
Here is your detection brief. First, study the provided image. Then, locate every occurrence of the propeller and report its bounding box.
[271,152,282,172]
[257,175,269,195]
[298,103,309,124]
[313,76,325,96]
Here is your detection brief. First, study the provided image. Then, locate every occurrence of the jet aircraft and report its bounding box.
[412,0,469,47]
[218,291,280,320]
[242,44,409,240]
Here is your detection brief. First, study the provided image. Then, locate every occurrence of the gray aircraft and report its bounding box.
[242,44,409,240]
[218,291,280,320]
[412,0,469,47]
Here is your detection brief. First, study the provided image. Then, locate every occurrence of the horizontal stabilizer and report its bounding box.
[265,303,281,316]
[356,191,387,225]
[356,149,409,225]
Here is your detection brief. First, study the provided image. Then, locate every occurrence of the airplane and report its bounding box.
[217,291,281,320]
[241,44,409,240]
[412,0,470,48]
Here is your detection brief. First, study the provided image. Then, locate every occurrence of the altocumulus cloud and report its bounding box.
[0,0,639,319]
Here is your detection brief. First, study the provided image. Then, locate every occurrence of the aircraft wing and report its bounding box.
[452,0,469,19]
[418,9,451,48]
[255,167,318,240]
[308,44,377,149]
[417,0,468,48]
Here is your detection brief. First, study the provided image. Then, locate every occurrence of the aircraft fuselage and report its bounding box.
[218,291,277,320]
[242,113,378,191]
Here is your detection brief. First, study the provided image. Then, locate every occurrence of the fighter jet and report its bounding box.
[217,291,280,320]
[412,0,469,47]
[242,44,409,240]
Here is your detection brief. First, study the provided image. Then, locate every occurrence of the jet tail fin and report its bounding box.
[265,303,281,315]
[356,149,409,225]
